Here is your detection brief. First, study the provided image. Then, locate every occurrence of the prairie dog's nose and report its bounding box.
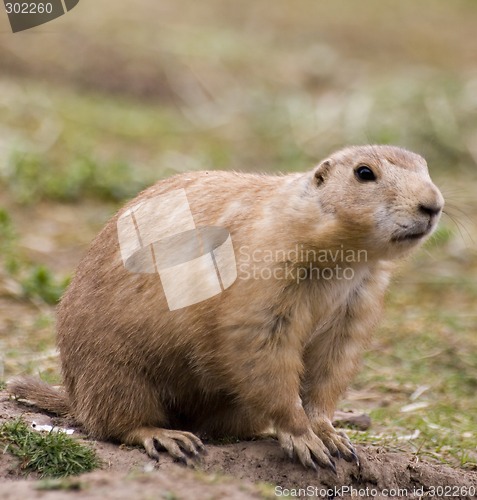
[418,202,443,218]
[417,182,444,219]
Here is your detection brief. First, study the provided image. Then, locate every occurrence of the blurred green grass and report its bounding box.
[0,0,476,469]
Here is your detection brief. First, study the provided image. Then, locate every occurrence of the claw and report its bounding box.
[324,448,334,461]
[278,429,341,471]
[122,427,206,465]
[174,453,188,465]
[327,459,337,475]
[313,421,358,464]
[340,442,359,464]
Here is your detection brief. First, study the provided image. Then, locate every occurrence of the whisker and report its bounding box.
[442,211,475,245]
[444,203,475,225]
[443,205,474,230]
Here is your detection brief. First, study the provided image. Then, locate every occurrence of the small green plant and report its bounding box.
[162,493,180,500]
[0,418,99,478]
[21,265,71,305]
[0,208,69,304]
[0,208,15,243]
[0,208,20,274]
[35,478,84,491]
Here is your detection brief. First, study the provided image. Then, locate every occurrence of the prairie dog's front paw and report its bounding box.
[277,428,336,471]
[311,418,358,464]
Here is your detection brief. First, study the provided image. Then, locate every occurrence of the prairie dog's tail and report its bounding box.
[7,376,70,417]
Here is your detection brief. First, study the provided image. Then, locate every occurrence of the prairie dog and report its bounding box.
[9,145,444,470]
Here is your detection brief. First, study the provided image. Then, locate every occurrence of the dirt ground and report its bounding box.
[1,391,476,500]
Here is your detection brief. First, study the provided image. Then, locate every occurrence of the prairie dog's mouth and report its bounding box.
[391,230,428,243]
[391,224,433,243]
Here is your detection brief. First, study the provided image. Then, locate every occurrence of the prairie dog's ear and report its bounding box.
[313,159,333,186]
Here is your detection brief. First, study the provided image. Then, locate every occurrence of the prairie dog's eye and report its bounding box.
[355,165,376,182]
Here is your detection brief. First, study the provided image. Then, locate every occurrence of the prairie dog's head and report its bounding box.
[312,145,444,260]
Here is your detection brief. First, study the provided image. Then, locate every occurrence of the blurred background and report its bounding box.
[0,0,476,468]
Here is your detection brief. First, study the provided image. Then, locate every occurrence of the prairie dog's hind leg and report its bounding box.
[67,364,205,464]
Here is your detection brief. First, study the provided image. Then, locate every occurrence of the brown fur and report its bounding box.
[8,145,444,468]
